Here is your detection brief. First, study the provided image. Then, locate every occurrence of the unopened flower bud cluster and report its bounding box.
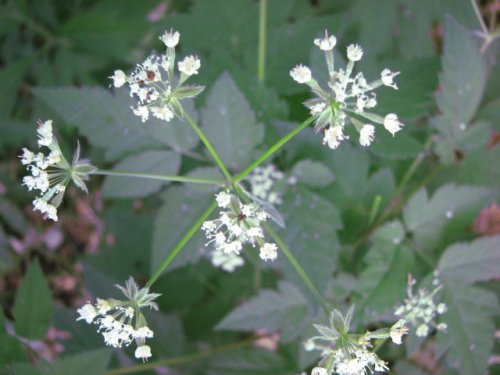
[111,29,204,123]
[394,275,447,337]
[290,30,403,150]
[202,191,279,271]
[77,277,160,361]
[304,306,408,375]
[20,120,95,221]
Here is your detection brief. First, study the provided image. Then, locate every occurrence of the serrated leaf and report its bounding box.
[329,143,369,200]
[201,72,264,169]
[216,282,308,342]
[370,130,424,159]
[291,160,335,187]
[277,187,342,301]
[13,259,53,339]
[102,150,180,198]
[403,184,495,250]
[436,282,498,375]
[433,17,487,137]
[39,349,112,375]
[206,347,290,375]
[0,56,33,116]
[151,182,215,275]
[357,221,414,321]
[32,87,199,161]
[438,236,500,284]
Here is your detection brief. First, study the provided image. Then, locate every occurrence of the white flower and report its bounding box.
[178,55,201,76]
[160,29,180,48]
[383,113,403,136]
[323,126,346,149]
[359,124,375,147]
[247,165,284,205]
[314,31,337,51]
[290,64,312,84]
[132,106,149,123]
[347,44,363,61]
[135,345,152,361]
[309,102,326,115]
[216,191,232,208]
[77,277,160,360]
[135,326,154,339]
[211,250,244,272]
[381,69,400,89]
[259,243,278,261]
[151,105,174,121]
[311,367,328,375]
[110,70,127,88]
[437,303,447,314]
[202,192,279,263]
[389,319,408,345]
[77,303,97,324]
[37,120,53,146]
[416,324,429,337]
[20,148,35,165]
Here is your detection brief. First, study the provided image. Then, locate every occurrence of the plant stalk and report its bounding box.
[93,170,224,185]
[257,0,267,82]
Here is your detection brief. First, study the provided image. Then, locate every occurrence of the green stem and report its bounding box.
[235,117,314,183]
[257,0,267,82]
[93,170,224,185]
[262,223,329,314]
[104,335,258,375]
[146,201,217,287]
[184,112,233,182]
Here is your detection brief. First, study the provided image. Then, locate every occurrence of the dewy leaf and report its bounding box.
[357,221,414,322]
[433,17,487,140]
[39,349,112,375]
[216,282,308,342]
[102,150,181,198]
[403,184,496,250]
[201,72,264,169]
[277,186,342,300]
[291,160,335,187]
[438,236,500,284]
[32,87,199,161]
[13,259,53,339]
[436,282,498,375]
[151,179,215,275]
[206,347,289,375]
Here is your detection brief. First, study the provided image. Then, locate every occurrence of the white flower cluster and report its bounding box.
[202,191,279,271]
[394,275,447,337]
[77,277,160,361]
[20,120,95,221]
[290,30,403,150]
[247,165,284,205]
[305,306,408,375]
[111,29,204,123]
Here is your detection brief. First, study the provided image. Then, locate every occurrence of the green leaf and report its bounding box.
[403,184,496,250]
[370,130,424,159]
[206,347,290,375]
[102,150,181,198]
[0,56,33,116]
[433,16,487,158]
[357,221,414,321]
[438,236,500,284]
[277,186,342,300]
[87,202,154,281]
[291,160,335,187]
[436,282,498,375]
[13,259,53,339]
[32,87,199,161]
[201,72,264,169]
[39,349,112,375]
[151,179,215,275]
[216,282,308,342]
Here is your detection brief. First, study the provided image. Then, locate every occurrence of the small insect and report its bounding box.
[237,213,247,221]
[146,70,155,80]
